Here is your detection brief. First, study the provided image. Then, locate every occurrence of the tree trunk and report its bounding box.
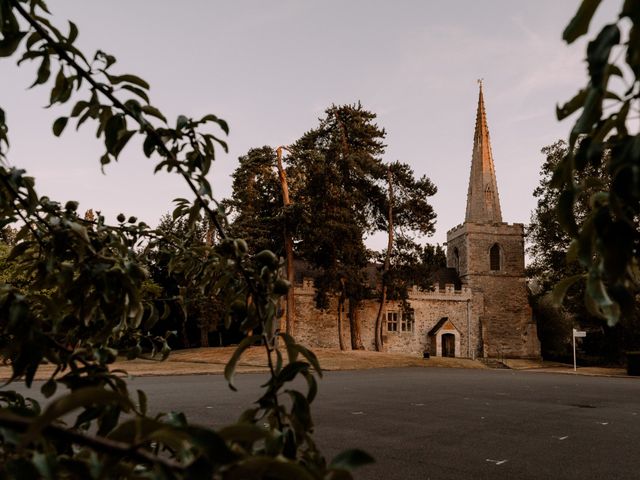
[337,298,346,351]
[375,167,394,351]
[180,320,190,349]
[349,298,365,350]
[275,146,296,337]
[337,278,346,350]
[200,325,209,348]
[374,286,387,352]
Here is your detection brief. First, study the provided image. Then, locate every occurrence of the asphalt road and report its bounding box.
[119,368,638,480]
[11,368,640,479]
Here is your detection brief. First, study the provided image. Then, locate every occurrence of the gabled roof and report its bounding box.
[428,317,460,336]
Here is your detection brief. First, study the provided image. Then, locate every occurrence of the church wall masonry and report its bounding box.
[292,280,480,357]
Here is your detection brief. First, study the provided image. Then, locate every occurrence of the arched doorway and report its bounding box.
[442,333,456,357]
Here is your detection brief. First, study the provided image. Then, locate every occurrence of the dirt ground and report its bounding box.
[0,347,484,381]
[0,347,631,381]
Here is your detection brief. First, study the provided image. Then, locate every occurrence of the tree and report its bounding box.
[555,1,640,327]
[226,146,298,336]
[528,140,639,362]
[289,103,387,350]
[374,161,438,351]
[226,147,284,255]
[146,214,226,349]
[0,2,370,477]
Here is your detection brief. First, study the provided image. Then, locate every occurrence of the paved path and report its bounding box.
[115,368,639,480]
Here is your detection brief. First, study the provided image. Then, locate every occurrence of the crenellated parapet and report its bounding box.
[407,284,472,302]
[296,277,472,302]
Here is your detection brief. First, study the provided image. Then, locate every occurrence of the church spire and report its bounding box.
[465,81,503,223]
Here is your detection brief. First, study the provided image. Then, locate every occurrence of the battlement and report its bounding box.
[408,284,472,301]
[447,221,525,240]
[296,278,472,302]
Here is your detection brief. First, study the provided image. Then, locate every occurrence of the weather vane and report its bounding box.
[477,78,484,87]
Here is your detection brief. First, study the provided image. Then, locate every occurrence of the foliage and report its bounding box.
[383,242,446,299]
[528,140,640,361]
[555,0,640,325]
[287,103,387,349]
[377,161,438,297]
[146,214,228,349]
[0,1,371,478]
[226,147,288,256]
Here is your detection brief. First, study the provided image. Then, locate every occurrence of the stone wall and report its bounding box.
[475,275,540,358]
[447,222,525,276]
[292,281,481,358]
[446,221,540,359]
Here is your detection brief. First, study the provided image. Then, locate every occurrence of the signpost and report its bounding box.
[572,328,587,371]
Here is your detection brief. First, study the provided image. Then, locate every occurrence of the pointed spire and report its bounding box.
[465,81,503,223]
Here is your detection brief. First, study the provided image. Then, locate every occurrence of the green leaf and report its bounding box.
[226,457,315,480]
[176,115,189,130]
[557,189,578,236]
[556,89,587,121]
[70,100,88,118]
[586,270,620,325]
[120,84,149,103]
[200,114,230,134]
[21,387,133,447]
[141,105,167,123]
[49,68,67,105]
[7,241,31,261]
[224,335,261,391]
[563,0,602,43]
[570,88,602,146]
[0,31,27,58]
[106,73,150,90]
[586,24,620,85]
[25,31,43,50]
[295,343,323,377]
[329,449,375,471]
[181,425,236,464]
[137,389,147,416]
[218,424,270,443]
[68,21,78,44]
[52,116,68,137]
[286,389,312,430]
[113,129,136,158]
[143,134,157,157]
[29,54,50,88]
[40,379,57,399]
[104,114,125,154]
[551,274,584,306]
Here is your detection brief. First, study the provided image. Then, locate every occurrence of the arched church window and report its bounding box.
[453,247,460,272]
[490,243,501,271]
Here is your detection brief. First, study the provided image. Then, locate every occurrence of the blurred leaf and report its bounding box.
[329,449,375,471]
[563,0,602,43]
[551,274,584,306]
[224,335,261,391]
[21,387,133,447]
[556,89,587,120]
[40,379,57,399]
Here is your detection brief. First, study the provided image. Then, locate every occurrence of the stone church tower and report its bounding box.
[446,84,540,358]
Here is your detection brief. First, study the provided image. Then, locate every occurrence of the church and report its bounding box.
[291,85,541,359]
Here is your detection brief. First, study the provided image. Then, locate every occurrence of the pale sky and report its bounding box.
[1,1,621,248]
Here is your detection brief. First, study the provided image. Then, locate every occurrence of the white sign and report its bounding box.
[572,329,587,371]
